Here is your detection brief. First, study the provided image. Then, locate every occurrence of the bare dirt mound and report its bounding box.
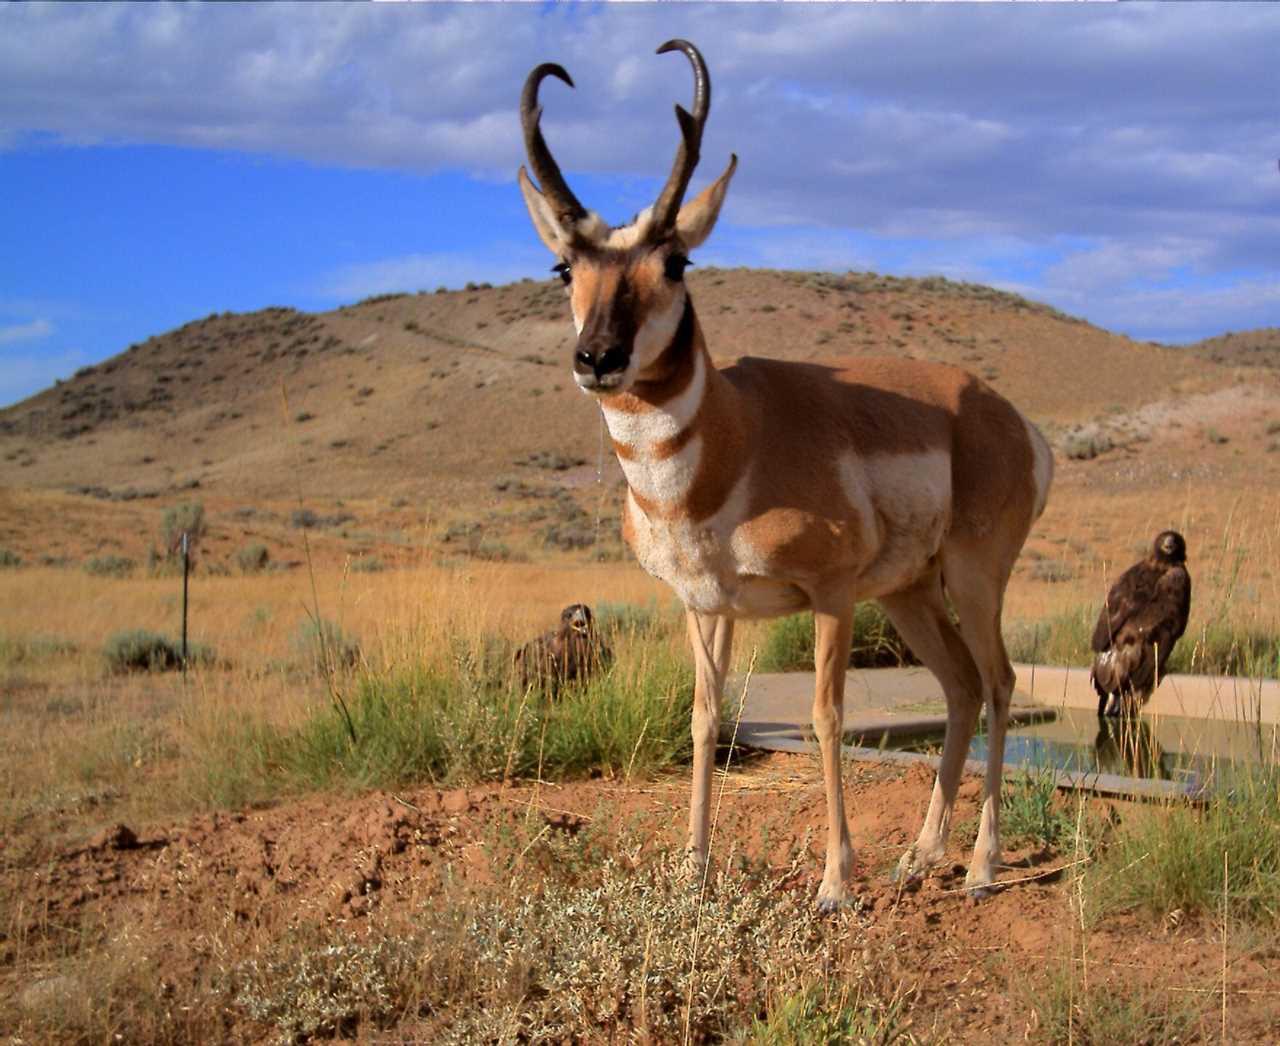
[5,755,1274,1042]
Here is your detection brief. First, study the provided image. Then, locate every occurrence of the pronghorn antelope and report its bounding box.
[517,40,1053,906]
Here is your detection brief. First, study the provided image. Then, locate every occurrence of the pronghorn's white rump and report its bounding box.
[517,38,1054,908]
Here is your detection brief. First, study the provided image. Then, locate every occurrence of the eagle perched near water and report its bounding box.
[1090,530,1191,716]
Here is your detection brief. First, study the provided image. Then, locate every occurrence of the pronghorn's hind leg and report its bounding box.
[684,611,735,878]
[811,605,857,911]
[878,569,984,883]
[940,543,1019,896]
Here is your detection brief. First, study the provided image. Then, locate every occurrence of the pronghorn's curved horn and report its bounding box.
[650,39,711,236]
[521,63,588,227]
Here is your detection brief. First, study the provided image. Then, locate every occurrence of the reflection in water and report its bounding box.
[1093,716,1169,780]
[909,706,1273,785]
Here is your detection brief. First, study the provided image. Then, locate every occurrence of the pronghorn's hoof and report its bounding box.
[892,844,940,885]
[815,895,850,915]
[681,848,712,884]
[963,864,1002,899]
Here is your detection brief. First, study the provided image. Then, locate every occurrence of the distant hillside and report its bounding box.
[1,267,1276,571]
[1189,327,1280,369]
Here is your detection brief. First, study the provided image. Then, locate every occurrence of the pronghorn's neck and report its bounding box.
[598,299,744,522]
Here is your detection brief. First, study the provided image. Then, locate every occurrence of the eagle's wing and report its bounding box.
[1135,565,1192,678]
[1091,562,1158,653]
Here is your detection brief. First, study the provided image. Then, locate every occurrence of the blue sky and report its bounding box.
[2,3,1278,407]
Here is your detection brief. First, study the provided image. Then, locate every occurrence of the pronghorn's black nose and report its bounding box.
[574,344,629,381]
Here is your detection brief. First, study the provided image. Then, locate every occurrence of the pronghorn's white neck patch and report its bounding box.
[601,349,706,446]
[618,432,703,504]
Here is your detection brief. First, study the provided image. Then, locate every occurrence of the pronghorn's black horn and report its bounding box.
[521,63,588,227]
[650,39,711,235]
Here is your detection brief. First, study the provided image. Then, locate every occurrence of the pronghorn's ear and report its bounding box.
[519,165,571,254]
[676,153,737,249]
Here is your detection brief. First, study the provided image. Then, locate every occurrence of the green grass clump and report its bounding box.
[0,548,21,568]
[1088,767,1280,925]
[999,764,1078,850]
[1005,605,1280,679]
[103,629,213,672]
[745,981,917,1045]
[286,639,693,792]
[186,629,694,805]
[0,634,77,669]
[593,599,678,640]
[1028,959,1202,1046]
[757,605,916,672]
[1167,619,1280,679]
[291,617,361,674]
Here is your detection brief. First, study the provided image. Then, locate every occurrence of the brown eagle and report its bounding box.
[514,604,612,696]
[1090,530,1191,716]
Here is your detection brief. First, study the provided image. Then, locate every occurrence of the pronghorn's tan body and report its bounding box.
[518,41,1054,906]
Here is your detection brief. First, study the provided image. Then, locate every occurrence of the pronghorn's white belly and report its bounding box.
[622,447,953,617]
[835,448,953,598]
[624,483,808,617]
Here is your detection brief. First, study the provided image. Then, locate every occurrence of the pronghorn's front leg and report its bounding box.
[813,606,856,911]
[685,610,735,875]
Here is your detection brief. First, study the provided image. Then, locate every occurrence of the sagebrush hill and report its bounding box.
[2,268,1277,573]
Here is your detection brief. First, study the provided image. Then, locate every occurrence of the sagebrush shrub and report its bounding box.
[103,629,212,672]
[236,543,270,573]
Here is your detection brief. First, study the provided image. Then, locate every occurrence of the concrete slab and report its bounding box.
[1012,664,1280,724]
[730,664,1280,737]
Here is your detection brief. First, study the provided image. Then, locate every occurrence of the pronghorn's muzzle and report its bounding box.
[573,343,630,391]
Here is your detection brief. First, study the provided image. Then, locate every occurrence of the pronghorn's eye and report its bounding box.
[664,253,692,282]
[552,262,572,286]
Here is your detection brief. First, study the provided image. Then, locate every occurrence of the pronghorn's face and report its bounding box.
[517,41,736,397]
[557,238,690,394]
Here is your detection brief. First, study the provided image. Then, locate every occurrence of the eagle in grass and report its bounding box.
[514,604,612,696]
[1090,530,1191,716]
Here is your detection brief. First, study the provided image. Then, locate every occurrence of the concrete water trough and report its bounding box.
[725,664,1280,801]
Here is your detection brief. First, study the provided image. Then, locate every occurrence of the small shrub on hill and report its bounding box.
[1060,424,1114,461]
[1030,559,1076,583]
[156,501,207,574]
[83,555,136,578]
[236,543,270,574]
[0,548,21,568]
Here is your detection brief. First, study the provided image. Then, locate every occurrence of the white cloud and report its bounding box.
[0,318,53,346]
[317,244,549,302]
[1,5,1277,346]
